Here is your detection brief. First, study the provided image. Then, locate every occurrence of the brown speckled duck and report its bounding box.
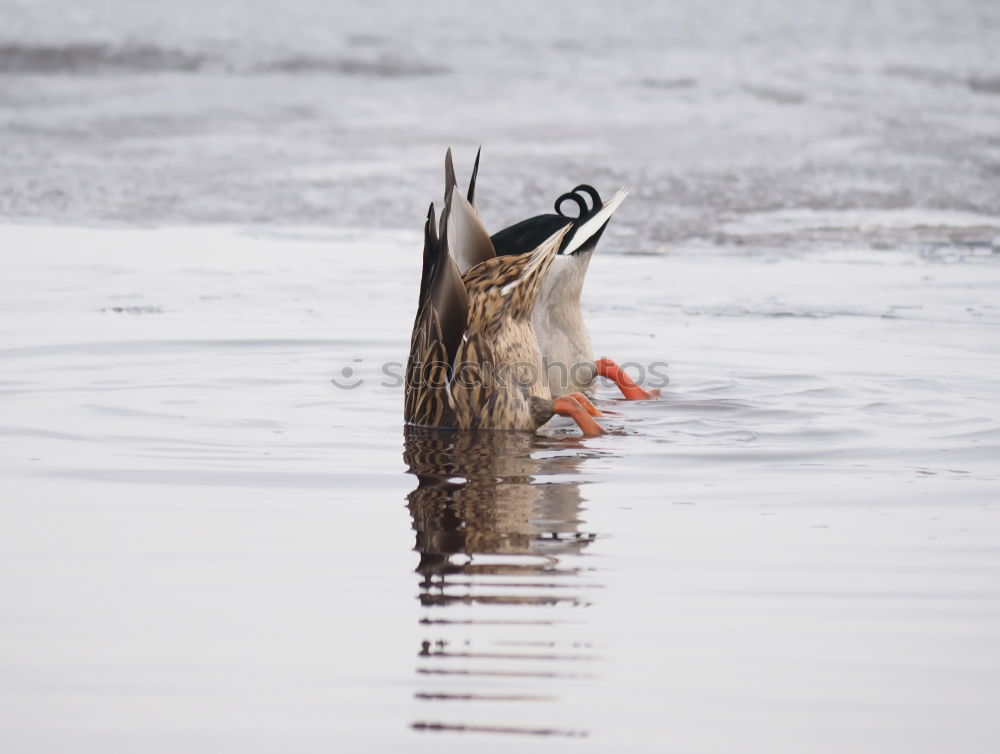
[405,150,604,436]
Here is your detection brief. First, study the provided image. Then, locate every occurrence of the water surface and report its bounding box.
[1,225,999,751]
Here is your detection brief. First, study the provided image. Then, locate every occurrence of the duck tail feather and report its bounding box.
[467,146,482,205]
[447,184,496,274]
[417,202,437,304]
[407,197,468,426]
[444,148,457,204]
[564,187,629,255]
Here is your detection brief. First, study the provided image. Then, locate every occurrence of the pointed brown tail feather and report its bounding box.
[405,202,468,427]
[447,184,496,275]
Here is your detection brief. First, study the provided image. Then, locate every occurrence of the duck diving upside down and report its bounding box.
[405,149,660,437]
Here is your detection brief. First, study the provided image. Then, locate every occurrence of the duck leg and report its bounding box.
[562,392,602,417]
[595,357,660,401]
[553,395,606,436]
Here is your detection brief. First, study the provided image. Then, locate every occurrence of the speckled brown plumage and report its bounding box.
[450,230,565,430]
[405,150,572,433]
[405,201,463,427]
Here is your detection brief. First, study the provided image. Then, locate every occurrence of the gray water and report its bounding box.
[2,2,1000,752]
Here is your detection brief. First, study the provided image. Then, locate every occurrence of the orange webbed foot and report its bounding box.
[562,392,602,417]
[553,395,606,436]
[595,358,660,400]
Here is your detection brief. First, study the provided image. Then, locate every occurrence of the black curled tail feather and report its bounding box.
[491,183,614,258]
[571,184,603,213]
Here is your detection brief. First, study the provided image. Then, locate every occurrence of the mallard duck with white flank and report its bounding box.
[405,149,604,436]
[483,151,659,399]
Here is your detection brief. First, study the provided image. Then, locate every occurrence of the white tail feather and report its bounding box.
[563,187,629,255]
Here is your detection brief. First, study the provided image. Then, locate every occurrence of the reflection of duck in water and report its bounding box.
[405,427,603,738]
[404,426,596,605]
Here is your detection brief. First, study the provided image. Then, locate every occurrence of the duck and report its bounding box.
[483,156,658,400]
[405,149,605,436]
